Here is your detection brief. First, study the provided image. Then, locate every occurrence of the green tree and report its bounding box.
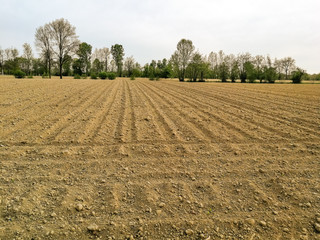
[263,56,276,83]
[32,58,46,76]
[77,42,92,76]
[62,55,72,76]
[254,55,265,83]
[291,68,305,83]
[142,64,149,78]
[238,53,251,83]
[72,58,82,75]
[187,53,203,81]
[230,60,239,82]
[244,61,256,83]
[111,44,124,77]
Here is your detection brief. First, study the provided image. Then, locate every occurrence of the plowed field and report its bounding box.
[1,76,319,239]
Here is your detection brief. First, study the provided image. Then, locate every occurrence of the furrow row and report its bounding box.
[174,82,320,131]
[150,81,313,141]
[37,81,114,143]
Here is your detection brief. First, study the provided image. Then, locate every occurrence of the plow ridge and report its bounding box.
[1,82,100,139]
[134,82,181,142]
[42,82,114,143]
[153,82,313,141]
[1,81,89,119]
[203,83,320,113]
[144,81,261,142]
[76,80,119,143]
[175,83,320,137]
[139,82,216,142]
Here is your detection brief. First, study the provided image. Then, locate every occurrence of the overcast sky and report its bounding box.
[0,0,319,73]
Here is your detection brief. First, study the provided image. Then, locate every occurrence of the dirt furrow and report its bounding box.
[142,81,263,142]
[128,81,173,143]
[204,82,320,109]
[151,81,305,142]
[1,82,100,141]
[133,81,182,142]
[171,82,320,135]
[113,79,127,143]
[125,80,138,142]
[37,81,113,144]
[0,80,89,119]
[138,81,216,143]
[192,82,319,114]
[70,80,119,144]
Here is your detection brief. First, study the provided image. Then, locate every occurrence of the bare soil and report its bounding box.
[0,76,319,239]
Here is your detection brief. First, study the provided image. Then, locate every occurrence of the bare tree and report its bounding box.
[4,48,12,61]
[208,51,218,70]
[218,50,225,66]
[92,48,104,63]
[274,58,283,80]
[110,59,116,72]
[35,24,53,78]
[281,57,295,80]
[11,48,19,59]
[237,52,251,83]
[49,18,79,79]
[124,56,135,76]
[102,48,111,72]
[171,39,195,81]
[23,43,33,75]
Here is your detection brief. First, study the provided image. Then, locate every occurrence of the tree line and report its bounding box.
[0,18,319,83]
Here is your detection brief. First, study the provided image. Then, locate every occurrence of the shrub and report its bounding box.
[107,73,116,80]
[74,74,81,79]
[292,68,304,84]
[27,75,33,79]
[14,70,26,79]
[99,72,107,79]
[81,74,87,79]
[130,75,135,80]
[42,74,49,79]
[90,73,98,79]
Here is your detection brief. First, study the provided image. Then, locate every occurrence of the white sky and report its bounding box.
[0,0,319,73]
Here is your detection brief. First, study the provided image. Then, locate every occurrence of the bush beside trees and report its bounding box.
[292,68,305,84]
[99,72,107,79]
[14,70,26,78]
[107,72,116,80]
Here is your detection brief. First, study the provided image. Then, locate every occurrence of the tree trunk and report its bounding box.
[59,57,63,79]
[48,58,52,79]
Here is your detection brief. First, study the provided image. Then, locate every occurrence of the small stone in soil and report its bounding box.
[87,223,99,231]
[185,229,194,236]
[259,221,267,227]
[75,203,84,211]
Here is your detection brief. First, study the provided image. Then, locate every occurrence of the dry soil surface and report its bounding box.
[0,76,320,240]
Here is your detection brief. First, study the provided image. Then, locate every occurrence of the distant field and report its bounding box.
[1,76,319,239]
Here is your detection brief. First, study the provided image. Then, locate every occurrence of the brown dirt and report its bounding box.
[0,76,319,240]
